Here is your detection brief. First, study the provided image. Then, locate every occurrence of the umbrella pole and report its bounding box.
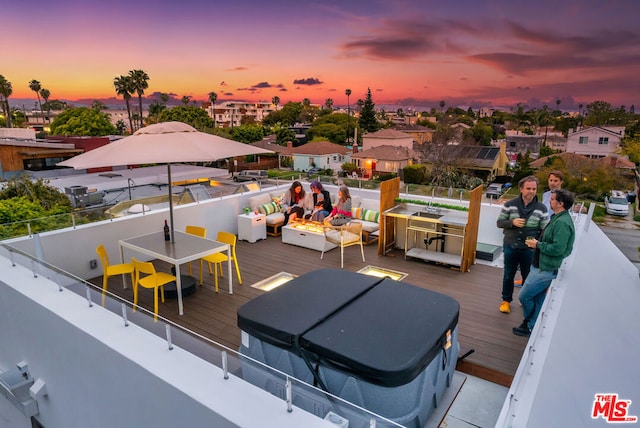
[168,164,175,242]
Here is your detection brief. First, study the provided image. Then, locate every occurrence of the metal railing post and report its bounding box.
[166,324,174,350]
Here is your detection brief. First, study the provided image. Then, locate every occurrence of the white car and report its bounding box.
[605,190,629,216]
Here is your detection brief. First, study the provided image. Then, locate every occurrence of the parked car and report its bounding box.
[605,190,629,216]
[486,182,509,199]
[306,167,322,177]
[233,170,268,182]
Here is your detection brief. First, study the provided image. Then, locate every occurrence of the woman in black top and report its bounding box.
[309,181,332,222]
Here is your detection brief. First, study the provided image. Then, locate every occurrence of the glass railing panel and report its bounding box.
[1,242,404,427]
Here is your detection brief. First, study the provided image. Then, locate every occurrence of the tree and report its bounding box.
[29,79,43,116]
[463,123,493,145]
[0,74,13,127]
[39,88,51,122]
[156,105,214,131]
[181,96,191,105]
[279,102,304,127]
[230,124,264,143]
[584,101,615,126]
[113,75,135,133]
[91,100,106,111]
[439,100,445,113]
[275,127,297,145]
[0,175,72,212]
[208,91,218,127]
[129,69,149,129]
[345,89,352,144]
[49,107,116,136]
[272,96,280,111]
[115,120,128,135]
[621,136,640,165]
[306,122,346,145]
[325,98,333,110]
[358,87,380,134]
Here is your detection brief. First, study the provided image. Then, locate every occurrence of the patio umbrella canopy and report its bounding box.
[58,121,273,240]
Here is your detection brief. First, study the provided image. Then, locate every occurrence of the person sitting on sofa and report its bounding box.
[325,186,353,226]
[309,181,333,222]
[282,181,306,225]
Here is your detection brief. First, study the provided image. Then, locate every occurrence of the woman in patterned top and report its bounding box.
[325,186,352,226]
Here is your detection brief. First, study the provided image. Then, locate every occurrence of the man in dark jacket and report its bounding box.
[496,176,548,314]
[513,188,575,337]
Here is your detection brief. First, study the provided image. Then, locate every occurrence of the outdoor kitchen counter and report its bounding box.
[383,203,468,267]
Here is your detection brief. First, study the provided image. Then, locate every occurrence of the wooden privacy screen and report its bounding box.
[378,177,400,256]
[461,185,482,272]
[377,178,482,272]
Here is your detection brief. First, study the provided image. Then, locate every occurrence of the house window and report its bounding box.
[579,136,589,145]
[598,137,609,145]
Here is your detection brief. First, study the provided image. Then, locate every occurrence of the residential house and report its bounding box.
[530,152,636,177]
[421,142,509,180]
[362,128,414,151]
[279,140,351,172]
[504,135,544,160]
[351,145,414,177]
[566,126,624,158]
[0,130,85,177]
[391,123,434,145]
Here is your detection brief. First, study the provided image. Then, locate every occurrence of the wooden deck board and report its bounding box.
[94,234,526,386]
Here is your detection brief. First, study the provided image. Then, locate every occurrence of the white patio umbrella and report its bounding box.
[58,121,273,240]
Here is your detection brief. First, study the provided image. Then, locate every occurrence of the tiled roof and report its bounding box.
[351,145,414,161]
[280,140,351,156]
[391,124,434,133]
[362,129,413,139]
[249,137,285,153]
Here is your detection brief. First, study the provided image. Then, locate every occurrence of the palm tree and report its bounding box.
[113,75,135,133]
[39,88,51,122]
[208,91,218,127]
[128,69,149,129]
[578,103,584,128]
[272,96,280,111]
[29,79,43,118]
[325,98,333,110]
[345,88,352,144]
[181,96,191,105]
[439,100,445,113]
[0,74,13,128]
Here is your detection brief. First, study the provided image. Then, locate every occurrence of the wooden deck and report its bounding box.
[94,235,527,387]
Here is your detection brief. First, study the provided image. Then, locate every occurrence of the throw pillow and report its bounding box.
[361,209,380,223]
[351,207,362,220]
[260,201,279,215]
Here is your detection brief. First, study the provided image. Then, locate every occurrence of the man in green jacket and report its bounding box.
[513,188,576,337]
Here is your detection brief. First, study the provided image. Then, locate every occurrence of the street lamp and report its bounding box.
[345,88,352,145]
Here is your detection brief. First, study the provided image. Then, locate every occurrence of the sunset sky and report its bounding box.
[4,0,640,110]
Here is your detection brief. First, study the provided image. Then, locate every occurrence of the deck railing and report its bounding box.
[1,241,405,427]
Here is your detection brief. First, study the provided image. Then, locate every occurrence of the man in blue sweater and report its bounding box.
[513,188,576,337]
[496,176,549,314]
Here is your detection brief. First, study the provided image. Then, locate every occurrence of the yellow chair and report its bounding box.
[132,257,176,321]
[200,231,242,292]
[185,225,207,275]
[96,244,135,306]
[321,222,365,269]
